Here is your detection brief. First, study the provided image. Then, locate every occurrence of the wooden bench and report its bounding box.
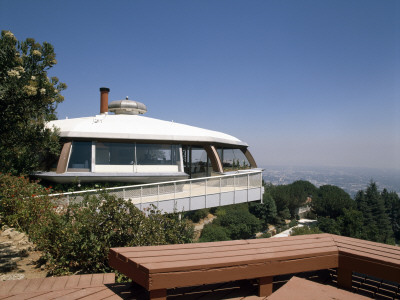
[109,234,338,299]
[332,235,400,290]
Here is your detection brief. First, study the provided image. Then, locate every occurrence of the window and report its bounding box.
[217,148,250,171]
[68,141,92,171]
[95,142,134,165]
[136,144,180,165]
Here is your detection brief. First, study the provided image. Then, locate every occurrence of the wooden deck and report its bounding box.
[1,234,399,299]
[0,273,117,299]
[109,234,400,300]
[109,234,339,299]
[267,276,370,299]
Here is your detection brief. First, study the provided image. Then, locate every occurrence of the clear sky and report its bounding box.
[1,0,399,170]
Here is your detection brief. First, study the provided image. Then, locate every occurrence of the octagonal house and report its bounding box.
[36,88,258,184]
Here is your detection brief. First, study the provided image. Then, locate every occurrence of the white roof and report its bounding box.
[47,114,247,147]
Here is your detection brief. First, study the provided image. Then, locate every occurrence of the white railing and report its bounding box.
[49,170,263,212]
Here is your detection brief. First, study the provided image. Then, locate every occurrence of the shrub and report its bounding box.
[34,193,194,275]
[288,219,298,228]
[185,208,209,223]
[214,208,261,240]
[290,226,322,236]
[0,174,194,276]
[199,224,230,242]
[0,174,53,233]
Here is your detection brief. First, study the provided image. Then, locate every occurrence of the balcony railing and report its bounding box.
[49,169,264,213]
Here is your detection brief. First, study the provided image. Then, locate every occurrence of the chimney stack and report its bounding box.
[100,87,110,114]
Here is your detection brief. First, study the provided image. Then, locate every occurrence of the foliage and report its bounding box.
[185,208,209,223]
[0,174,194,276]
[288,219,298,227]
[266,180,317,221]
[355,182,394,244]
[381,189,400,241]
[249,189,277,228]
[312,185,355,219]
[33,194,194,275]
[316,217,340,235]
[199,224,230,242]
[0,31,66,175]
[0,173,53,232]
[291,225,323,236]
[336,208,364,239]
[287,180,318,215]
[213,207,261,240]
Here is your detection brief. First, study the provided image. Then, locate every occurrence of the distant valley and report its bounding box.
[262,165,400,197]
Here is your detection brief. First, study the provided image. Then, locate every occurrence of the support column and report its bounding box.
[204,145,223,173]
[56,142,72,174]
[337,267,352,290]
[241,148,257,168]
[149,289,167,300]
[258,276,273,297]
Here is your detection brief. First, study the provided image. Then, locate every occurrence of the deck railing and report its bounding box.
[49,169,264,213]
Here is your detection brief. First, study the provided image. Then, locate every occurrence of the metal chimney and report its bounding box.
[100,87,110,114]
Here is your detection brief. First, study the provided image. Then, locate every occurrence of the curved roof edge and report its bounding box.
[48,114,248,147]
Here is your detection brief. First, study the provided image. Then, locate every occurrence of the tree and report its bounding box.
[287,180,318,215]
[214,207,261,240]
[249,189,277,228]
[312,185,355,219]
[337,208,364,239]
[355,182,394,244]
[199,224,230,242]
[381,189,400,241]
[0,31,66,175]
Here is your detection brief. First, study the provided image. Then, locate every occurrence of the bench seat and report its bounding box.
[109,234,338,299]
[109,234,400,299]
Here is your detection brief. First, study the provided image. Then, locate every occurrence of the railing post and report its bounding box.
[140,186,143,210]
[219,177,222,207]
[247,173,249,202]
[189,181,192,211]
[157,185,160,208]
[233,175,236,204]
[260,173,263,203]
[123,188,125,199]
[205,179,207,208]
[174,182,176,211]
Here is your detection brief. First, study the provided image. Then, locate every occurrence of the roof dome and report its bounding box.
[108,97,147,115]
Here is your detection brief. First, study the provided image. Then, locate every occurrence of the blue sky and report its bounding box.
[1,0,399,170]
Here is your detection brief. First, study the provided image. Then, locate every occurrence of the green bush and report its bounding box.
[0,174,194,276]
[214,208,261,240]
[288,219,298,227]
[34,193,194,275]
[0,173,53,233]
[199,224,230,242]
[185,208,209,223]
[291,226,322,236]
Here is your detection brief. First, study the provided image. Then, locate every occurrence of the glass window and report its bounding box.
[68,141,92,171]
[136,144,180,165]
[191,147,211,178]
[95,142,134,165]
[218,148,250,171]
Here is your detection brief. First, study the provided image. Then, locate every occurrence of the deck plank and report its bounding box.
[64,275,81,288]
[130,241,336,265]
[143,246,338,273]
[118,237,335,260]
[7,279,30,294]
[268,276,369,300]
[20,278,45,293]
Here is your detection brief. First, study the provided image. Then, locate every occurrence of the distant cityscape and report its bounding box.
[261,165,400,197]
